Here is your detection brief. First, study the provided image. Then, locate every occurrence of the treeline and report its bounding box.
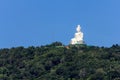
[0,42,120,80]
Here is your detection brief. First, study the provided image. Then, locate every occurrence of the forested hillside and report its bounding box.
[0,42,120,80]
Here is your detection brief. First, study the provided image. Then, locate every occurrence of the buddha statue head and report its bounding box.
[76,25,81,32]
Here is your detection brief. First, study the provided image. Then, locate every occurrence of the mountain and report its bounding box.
[0,42,120,80]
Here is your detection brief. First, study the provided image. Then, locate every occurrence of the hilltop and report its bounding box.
[0,42,120,80]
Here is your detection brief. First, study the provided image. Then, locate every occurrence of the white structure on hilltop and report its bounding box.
[70,25,84,44]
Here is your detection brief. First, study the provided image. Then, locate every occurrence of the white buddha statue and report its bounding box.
[70,25,84,44]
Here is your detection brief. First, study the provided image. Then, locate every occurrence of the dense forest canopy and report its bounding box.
[0,42,120,80]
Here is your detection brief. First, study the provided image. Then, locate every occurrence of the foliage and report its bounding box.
[0,42,120,80]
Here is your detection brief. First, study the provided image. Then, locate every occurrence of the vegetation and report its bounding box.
[0,42,120,80]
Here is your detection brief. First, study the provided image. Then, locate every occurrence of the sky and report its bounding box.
[0,0,120,48]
